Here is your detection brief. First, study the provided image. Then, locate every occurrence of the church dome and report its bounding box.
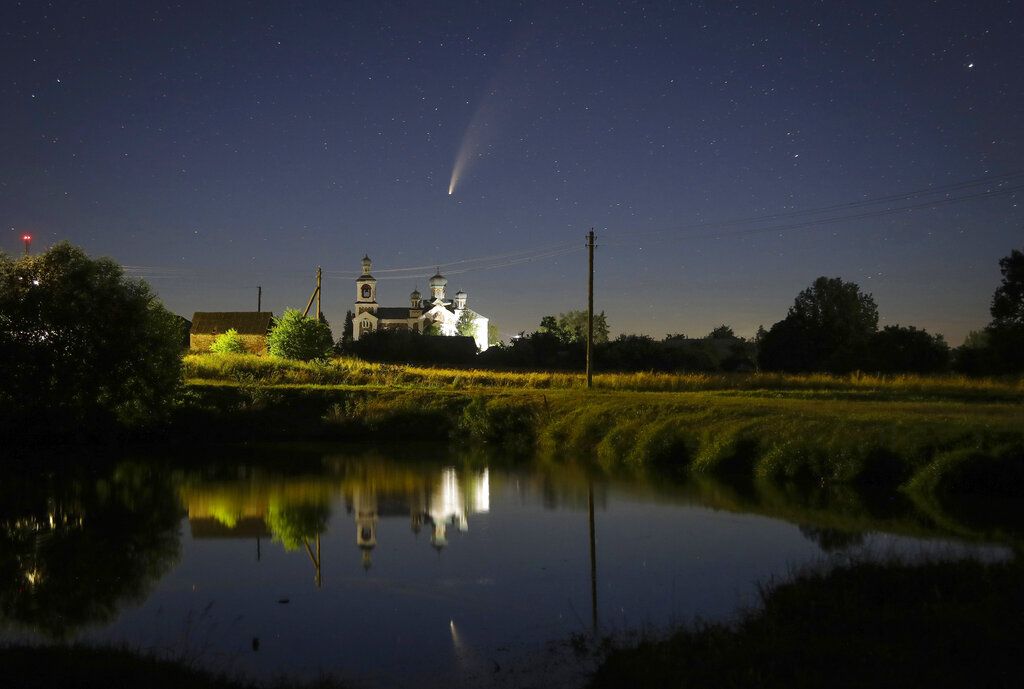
[410,288,421,300]
[455,289,466,298]
[429,272,447,288]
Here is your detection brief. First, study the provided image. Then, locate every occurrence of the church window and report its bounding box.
[361,284,371,299]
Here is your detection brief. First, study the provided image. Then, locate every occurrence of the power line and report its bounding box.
[323,241,580,279]
[603,180,1024,246]
[604,169,1024,242]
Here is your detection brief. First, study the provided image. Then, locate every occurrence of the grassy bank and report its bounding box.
[589,556,1024,689]
[173,367,1024,500]
[184,353,1024,401]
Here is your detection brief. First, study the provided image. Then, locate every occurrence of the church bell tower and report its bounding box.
[356,254,377,314]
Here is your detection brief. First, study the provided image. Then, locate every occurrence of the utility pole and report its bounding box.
[302,267,322,320]
[257,285,262,313]
[22,234,31,256]
[586,229,595,389]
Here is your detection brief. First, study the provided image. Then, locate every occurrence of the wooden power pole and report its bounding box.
[586,229,595,389]
[302,267,323,321]
[257,285,262,313]
[316,266,322,321]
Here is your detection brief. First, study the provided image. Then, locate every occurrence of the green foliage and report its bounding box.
[0,242,183,437]
[266,501,330,551]
[488,322,501,346]
[556,309,610,344]
[423,320,442,336]
[459,395,540,451]
[266,309,333,361]
[210,328,247,354]
[456,309,476,337]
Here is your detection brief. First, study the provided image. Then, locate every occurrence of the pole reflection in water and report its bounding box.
[3,452,1018,689]
[589,479,598,634]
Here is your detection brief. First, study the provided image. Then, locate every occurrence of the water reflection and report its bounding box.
[179,463,492,579]
[0,448,1020,689]
[0,465,181,638]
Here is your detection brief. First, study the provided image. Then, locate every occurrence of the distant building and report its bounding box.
[352,255,490,351]
[190,311,273,354]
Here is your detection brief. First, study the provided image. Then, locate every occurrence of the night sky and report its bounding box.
[3,1,1022,344]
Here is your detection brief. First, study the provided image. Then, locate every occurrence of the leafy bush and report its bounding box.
[0,242,182,437]
[266,309,333,361]
[209,328,247,354]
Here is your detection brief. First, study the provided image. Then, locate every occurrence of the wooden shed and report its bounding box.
[190,312,274,354]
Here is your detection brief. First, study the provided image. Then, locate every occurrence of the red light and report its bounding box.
[22,235,31,242]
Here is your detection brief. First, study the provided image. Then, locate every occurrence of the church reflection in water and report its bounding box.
[181,464,491,578]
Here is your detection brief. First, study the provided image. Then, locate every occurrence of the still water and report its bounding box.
[0,444,1015,688]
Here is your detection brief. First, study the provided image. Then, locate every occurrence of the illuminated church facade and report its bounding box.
[352,255,490,351]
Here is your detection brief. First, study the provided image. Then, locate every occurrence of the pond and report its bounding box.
[0,444,1018,688]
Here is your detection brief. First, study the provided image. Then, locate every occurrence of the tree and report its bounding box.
[423,319,442,336]
[209,328,247,354]
[0,242,183,437]
[539,315,564,340]
[488,322,501,346]
[759,277,878,373]
[0,463,181,638]
[266,309,333,360]
[986,248,1024,372]
[555,310,610,344]
[865,325,950,374]
[342,310,354,343]
[990,249,1024,329]
[456,309,476,337]
[266,500,331,552]
[706,325,736,339]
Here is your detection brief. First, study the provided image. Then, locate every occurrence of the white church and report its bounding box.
[352,255,490,351]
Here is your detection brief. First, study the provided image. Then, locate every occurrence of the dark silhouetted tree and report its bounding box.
[706,325,736,339]
[342,310,354,343]
[759,277,878,372]
[0,242,183,437]
[986,248,1024,372]
[866,325,950,374]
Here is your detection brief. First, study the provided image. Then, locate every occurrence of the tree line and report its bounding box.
[2,242,1021,440]
[476,248,1024,375]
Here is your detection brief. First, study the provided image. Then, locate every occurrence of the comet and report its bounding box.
[447,90,501,196]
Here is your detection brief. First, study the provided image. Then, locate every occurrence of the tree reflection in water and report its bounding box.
[0,464,182,639]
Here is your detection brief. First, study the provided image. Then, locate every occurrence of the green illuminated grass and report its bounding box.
[178,354,1024,497]
[183,353,1024,401]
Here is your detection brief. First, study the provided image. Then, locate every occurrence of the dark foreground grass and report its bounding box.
[590,557,1024,689]
[0,645,347,689]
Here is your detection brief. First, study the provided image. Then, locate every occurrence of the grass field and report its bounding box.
[183,353,1024,401]
[179,354,1024,497]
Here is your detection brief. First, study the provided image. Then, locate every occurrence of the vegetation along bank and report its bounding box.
[173,353,1024,499]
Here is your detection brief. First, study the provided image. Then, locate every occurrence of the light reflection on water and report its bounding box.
[0,447,1016,689]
